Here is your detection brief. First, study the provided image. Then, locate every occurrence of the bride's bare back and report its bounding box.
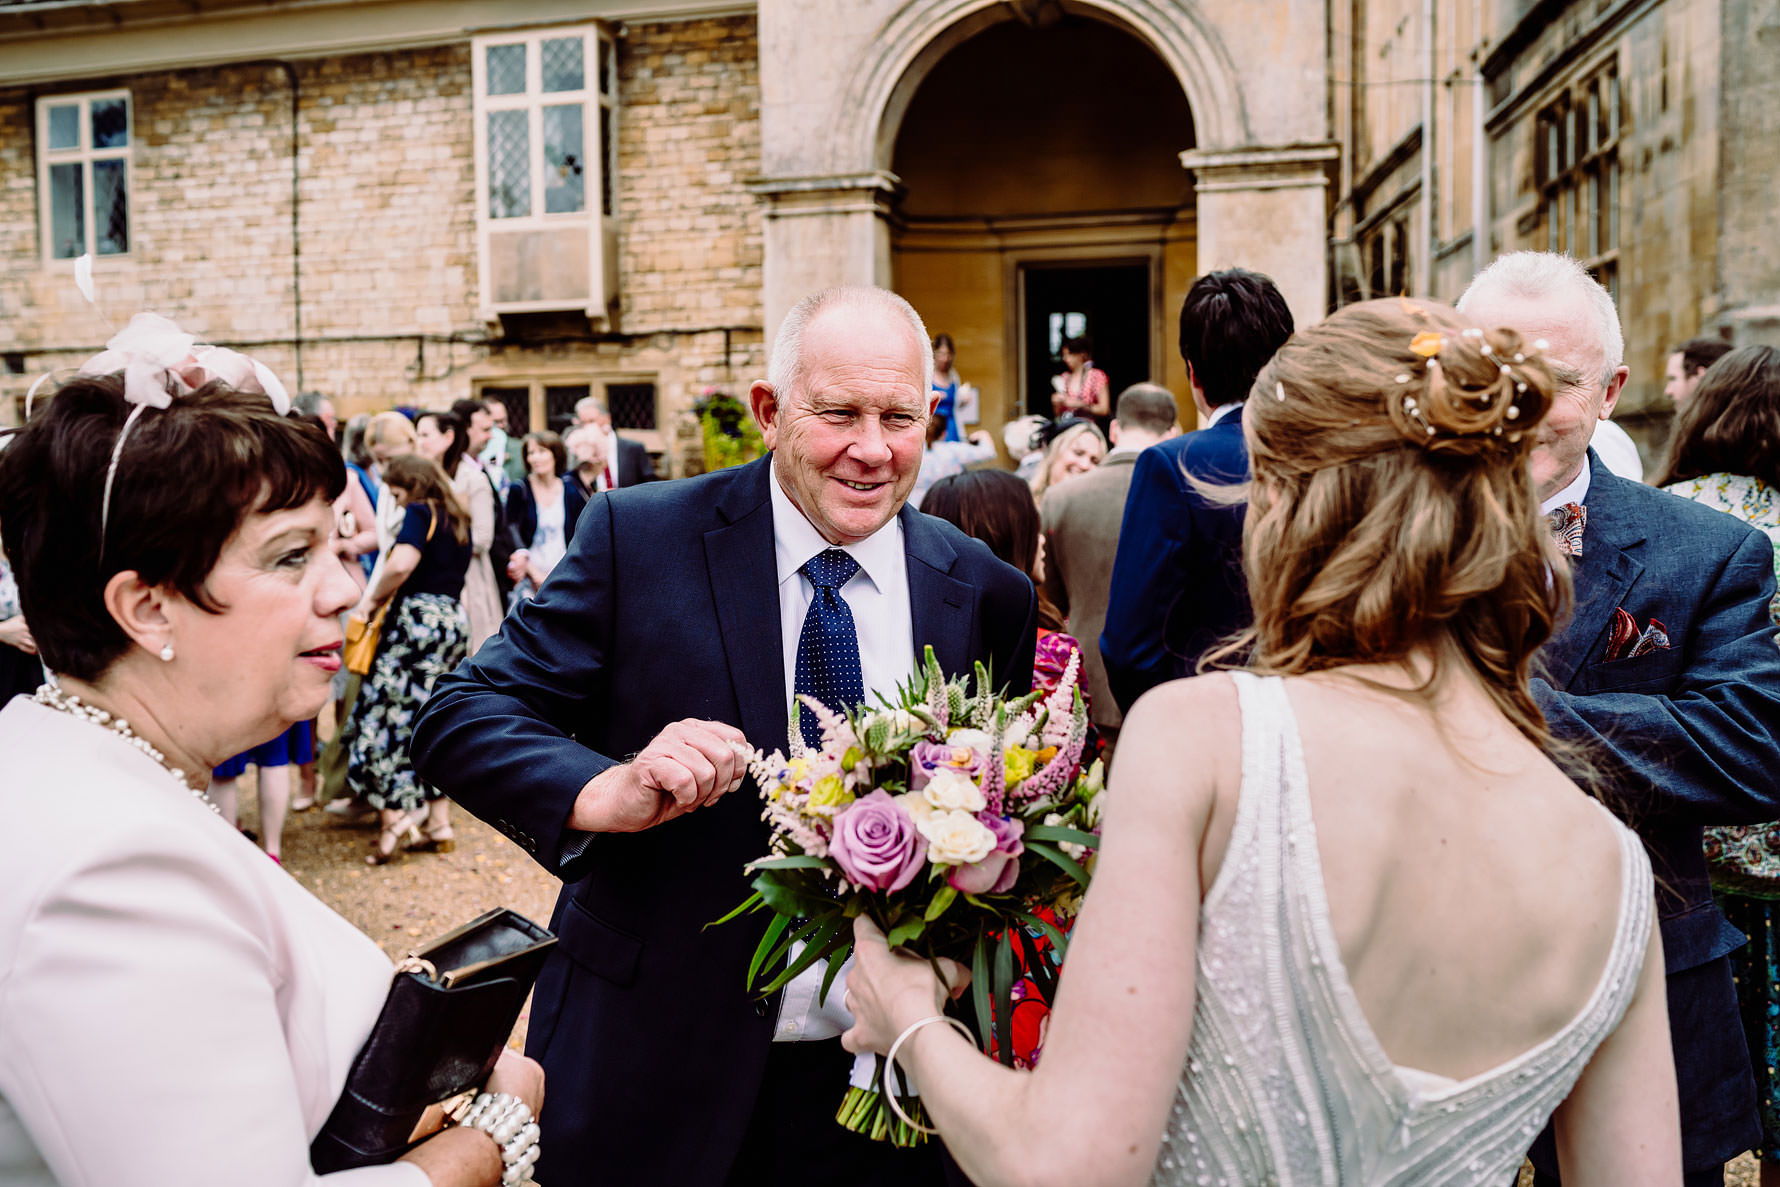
[1219,667,1631,1082]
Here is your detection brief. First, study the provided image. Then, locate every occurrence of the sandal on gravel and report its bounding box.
[366,811,425,866]
[409,827,456,855]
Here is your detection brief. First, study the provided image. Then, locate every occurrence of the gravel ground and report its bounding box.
[240,783,1762,1185]
[237,783,561,1049]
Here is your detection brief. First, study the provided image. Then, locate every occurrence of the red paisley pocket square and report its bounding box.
[1605,607,1670,662]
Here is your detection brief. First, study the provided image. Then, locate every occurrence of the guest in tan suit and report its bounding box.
[1039,383,1179,746]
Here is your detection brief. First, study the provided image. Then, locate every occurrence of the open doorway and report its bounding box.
[1021,262,1151,418]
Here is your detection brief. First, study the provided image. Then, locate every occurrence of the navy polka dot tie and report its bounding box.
[794,548,864,749]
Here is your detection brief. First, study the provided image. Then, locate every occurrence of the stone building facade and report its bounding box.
[0,0,1343,464]
[1330,0,1780,463]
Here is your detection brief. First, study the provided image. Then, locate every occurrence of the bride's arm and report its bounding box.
[1551,914,1681,1186]
[843,675,1239,1187]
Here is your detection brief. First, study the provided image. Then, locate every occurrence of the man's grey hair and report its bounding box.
[574,395,608,421]
[291,391,329,417]
[1114,383,1179,436]
[766,286,934,400]
[1456,252,1623,389]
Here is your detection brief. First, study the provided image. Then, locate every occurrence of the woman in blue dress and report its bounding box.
[930,333,965,443]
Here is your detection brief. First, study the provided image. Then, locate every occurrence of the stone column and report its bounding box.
[1178,144,1340,329]
[746,171,901,344]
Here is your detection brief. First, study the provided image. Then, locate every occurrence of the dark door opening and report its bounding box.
[1022,262,1151,419]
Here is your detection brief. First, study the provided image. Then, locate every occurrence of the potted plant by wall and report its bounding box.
[693,387,766,472]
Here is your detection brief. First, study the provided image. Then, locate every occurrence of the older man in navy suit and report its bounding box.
[1462,252,1780,1185]
[1100,268,1294,713]
[414,287,1033,1186]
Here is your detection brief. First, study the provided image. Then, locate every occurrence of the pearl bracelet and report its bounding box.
[450,1091,540,1185]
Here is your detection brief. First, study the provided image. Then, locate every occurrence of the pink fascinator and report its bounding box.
[25,288,294,551]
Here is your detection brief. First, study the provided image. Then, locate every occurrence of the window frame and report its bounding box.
[35,88,133,265]
[471,24,618,319]
[472,372,662,450]
[1536,60,1620,300]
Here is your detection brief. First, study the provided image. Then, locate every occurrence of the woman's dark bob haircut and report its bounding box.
[0,375,345,683]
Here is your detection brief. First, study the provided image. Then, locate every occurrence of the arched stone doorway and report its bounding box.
[885,13,1198,440]
[750,0,1336,397]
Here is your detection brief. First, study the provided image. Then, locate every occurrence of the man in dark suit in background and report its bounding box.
[574,394,657,487]
[413,286,1036,1186]
[1100,268,1293,714]
[1461,251,1780,1187]
[1041,382,1178,747]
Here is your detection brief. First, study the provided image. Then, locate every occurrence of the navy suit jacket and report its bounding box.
[1100,413,1249,713]
[411,456,1036,1185]
[1532,451,1780,1171]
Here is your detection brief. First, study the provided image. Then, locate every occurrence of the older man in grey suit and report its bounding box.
[1040,383,1180,744]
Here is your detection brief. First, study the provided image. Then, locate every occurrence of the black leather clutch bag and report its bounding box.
[309,907,558,1173]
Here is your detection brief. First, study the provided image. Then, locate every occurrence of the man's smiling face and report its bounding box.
[752,302,931,546]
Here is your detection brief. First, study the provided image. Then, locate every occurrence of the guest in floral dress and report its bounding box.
[1658,343,1780,1183]
[344,453,472,865]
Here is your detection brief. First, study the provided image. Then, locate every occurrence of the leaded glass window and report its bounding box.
[37,91,130,261]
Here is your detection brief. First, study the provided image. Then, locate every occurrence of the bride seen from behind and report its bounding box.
[843,298,1679,1186]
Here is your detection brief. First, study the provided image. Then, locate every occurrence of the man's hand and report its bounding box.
[570,718,750,833]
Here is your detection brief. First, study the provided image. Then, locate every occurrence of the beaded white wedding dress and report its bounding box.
[1152,672,1653,1186]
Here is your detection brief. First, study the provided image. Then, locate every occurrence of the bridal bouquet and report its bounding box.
[716,647,1103,1145]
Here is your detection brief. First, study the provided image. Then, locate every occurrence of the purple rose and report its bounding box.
[909,734,991,789]
[829,790,925,893]
[947,815,1024,895]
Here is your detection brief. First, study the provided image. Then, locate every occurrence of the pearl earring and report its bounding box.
[159,643,175,663]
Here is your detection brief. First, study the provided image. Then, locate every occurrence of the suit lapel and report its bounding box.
[901,506,976,679]
[1541,452,1647,689]
[704,458,788,747]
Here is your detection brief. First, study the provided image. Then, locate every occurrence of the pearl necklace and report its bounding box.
[32,683,220,816]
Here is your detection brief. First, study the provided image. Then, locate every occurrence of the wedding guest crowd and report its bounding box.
[9,247,1780,1187]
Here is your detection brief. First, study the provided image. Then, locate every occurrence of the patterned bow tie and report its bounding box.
[1547,502,1587,558]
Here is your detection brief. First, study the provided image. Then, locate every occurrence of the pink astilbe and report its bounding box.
[1013,693,1087,806]
[980,708,1009,815]
[796,694,859,758]
[1039,649,1083,748]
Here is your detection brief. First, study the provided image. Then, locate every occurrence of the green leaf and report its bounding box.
[757,917,842,994]
[746,855,831,871]
[747,914,792,988]
[817,938,854,1006]
[1024,839,1090,887]
[886,916,926,948]
[1024,824,1100,852]
[706,889,764,929]
[755,916,821,989]
[1011,909,1071,960]
[970,929,993,1053]
[992,928,1016,1068]
[753,873,828,920]
[1013,920,1057,1003]
[924,884,958,922]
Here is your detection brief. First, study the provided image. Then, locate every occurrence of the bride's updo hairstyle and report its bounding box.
[1233,297,1561,746]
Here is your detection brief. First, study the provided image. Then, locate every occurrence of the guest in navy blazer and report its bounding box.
[1463,252,1780,1186]
[1100,269,1294,713]
[413,288,1035,1186]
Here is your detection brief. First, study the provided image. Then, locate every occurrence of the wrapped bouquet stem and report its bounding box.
[713,647,1104,1143]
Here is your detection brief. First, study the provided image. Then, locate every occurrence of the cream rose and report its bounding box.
[894,791,937,827]
[923,768,987,813]
[917,809,998,866]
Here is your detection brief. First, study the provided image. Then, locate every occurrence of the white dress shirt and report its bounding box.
[1540,463,1592,516]
[1205,399,1244,427]
[766,466,916,1043]
[601,426,624,488]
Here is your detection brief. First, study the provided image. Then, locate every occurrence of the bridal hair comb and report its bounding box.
[24,262,291,555]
